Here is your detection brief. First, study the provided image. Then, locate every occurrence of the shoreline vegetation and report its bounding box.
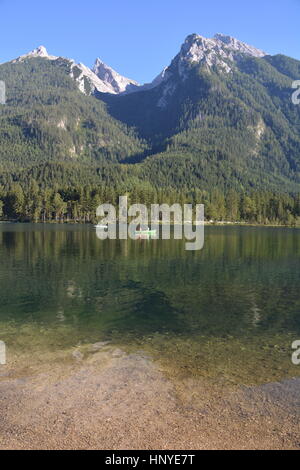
[0,182,299,227]
[1,219,300,228]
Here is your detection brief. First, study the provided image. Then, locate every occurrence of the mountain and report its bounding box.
[12,46,139,95]
[101,32,269,130]
[12,45,58,62]
[0,53,146,172]
[93,58,139,94]
[100,33,300,192]
[0,34,300,196]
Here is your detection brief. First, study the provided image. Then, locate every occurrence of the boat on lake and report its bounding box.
[135,229,157,236]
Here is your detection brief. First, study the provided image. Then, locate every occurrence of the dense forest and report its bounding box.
[1,176,299,225]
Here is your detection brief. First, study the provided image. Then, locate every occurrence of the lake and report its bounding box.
[0,223,299,386]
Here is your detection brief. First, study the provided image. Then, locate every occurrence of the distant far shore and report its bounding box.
[1,219,299,228]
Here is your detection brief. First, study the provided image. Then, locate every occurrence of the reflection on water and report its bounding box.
[0,224,299,385]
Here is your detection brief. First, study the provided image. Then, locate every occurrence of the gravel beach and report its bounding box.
[0,347,299,450]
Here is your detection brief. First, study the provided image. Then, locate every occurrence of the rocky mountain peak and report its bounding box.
[93,58,139,94]
[13,45,58,62]
[149,32,267,108]
[10,47,136,96]
[8,33,267,101]
[213,33,266,57]
[170,32,267,79]
[31,45,49,57]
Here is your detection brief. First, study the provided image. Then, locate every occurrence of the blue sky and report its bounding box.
[0,0,299,83]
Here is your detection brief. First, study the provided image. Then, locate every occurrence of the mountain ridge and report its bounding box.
[5,32,268,96]
[0,32,299,196]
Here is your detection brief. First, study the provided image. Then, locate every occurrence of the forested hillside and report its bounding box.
[103,53,300,193]
[0,57,146,172]
[0,36,300,224]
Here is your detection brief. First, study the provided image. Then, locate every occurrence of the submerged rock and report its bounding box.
[90,341,111,352]
[72,350,84,361]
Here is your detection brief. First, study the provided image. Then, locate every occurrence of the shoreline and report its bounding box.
[0,346,299,450]
[1,220,299,228]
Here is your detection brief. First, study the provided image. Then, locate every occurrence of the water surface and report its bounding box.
[0,224,299,385]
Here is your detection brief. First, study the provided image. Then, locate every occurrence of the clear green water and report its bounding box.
[0,223,299,385]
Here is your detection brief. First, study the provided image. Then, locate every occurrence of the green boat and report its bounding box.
[135,229,157,236]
